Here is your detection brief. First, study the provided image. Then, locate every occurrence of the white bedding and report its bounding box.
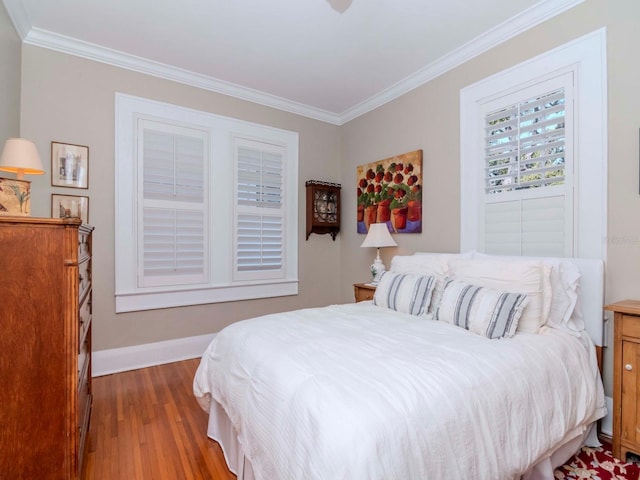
[193,302,606,480]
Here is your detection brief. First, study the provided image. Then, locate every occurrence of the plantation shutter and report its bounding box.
[235,139,285,280]
[138,119,208,287]
[481,75,573,257]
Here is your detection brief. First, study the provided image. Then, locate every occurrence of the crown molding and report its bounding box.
[2,0,32,39]
[21,27,342,125]
[338,0,585,124]
[5,0,583,126]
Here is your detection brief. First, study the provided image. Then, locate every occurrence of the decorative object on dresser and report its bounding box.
[51,141,89,189]
[0,217,94,479]
[0,138,45,216]
[360,222,397,284]
[605,299,640,462]
[305,180,340,240]
[353,282,376,302]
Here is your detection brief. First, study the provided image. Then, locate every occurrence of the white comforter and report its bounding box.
[193,303,606,480]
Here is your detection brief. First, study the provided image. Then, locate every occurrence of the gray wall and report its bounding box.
[15,0,640,396]
[20,46,343,351]
[339,0,640,395]
[0,3,20,140]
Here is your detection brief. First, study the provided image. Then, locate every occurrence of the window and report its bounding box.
[115,94,299,312]
[235,139,286,280]
[138,120,208,287]
[460,29,607,260]
[480,76,573,257]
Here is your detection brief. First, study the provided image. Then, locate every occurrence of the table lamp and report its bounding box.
[0,138,44,215]
[360,223,397,284]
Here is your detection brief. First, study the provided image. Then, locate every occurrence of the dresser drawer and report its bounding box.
[78,291,92,347]
[78,258,91,303]
[78,328,90,385]
[621,314,640,338]
[78,230,91,261]
[77,351,91,453]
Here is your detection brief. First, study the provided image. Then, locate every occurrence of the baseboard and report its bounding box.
[92,333,216,377]
[601,395,613,437]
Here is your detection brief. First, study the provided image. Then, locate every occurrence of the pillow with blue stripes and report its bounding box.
[373,271,436,316]
[435,279,528,339]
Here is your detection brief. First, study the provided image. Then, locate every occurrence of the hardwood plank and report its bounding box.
[82,359,235,480]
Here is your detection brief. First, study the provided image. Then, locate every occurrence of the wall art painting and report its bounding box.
[357,149,422,234]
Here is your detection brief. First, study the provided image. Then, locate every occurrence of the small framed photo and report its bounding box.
[51,194,89,224]
[51,141,89,189]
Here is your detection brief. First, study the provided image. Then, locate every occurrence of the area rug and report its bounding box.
[554,442,640,480]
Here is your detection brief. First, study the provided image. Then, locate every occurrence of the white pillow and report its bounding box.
[435,279,527,339]
[391,252,472,314]
[547,260,581,331]
[373,271,436,316]
[472,252,581,332]
[390,254,449,276]
[448,257,549,334]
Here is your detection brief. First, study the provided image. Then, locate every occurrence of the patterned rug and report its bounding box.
[554,442,640,480]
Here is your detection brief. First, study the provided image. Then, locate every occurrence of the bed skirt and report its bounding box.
[205,398,599,480]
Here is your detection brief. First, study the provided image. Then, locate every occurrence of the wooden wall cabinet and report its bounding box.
[0,217,94,479]
[605,300,640,462]
[306,180,341,240]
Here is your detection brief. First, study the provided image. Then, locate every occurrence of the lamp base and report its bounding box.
[0,177,31,216]
[370,256,386,285]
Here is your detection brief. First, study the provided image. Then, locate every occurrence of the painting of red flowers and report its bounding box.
[357,149,422,234]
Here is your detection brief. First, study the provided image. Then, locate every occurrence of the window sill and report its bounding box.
[115,280,299,313]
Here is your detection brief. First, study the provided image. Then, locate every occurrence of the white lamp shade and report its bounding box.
[360,223,398,248]
[0,138,45,178]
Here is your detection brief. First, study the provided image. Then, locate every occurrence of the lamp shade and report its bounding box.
[0,138,44,179]
[360,223,397,248]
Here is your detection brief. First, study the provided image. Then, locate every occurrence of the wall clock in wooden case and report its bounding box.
[305,180,341,240]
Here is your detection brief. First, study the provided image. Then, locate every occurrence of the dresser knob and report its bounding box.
[626,364,633,371]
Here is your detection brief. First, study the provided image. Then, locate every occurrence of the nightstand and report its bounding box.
[605,300,640,461]
[353,283,376,302]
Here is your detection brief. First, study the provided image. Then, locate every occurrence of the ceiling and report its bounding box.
[3,0,582,124]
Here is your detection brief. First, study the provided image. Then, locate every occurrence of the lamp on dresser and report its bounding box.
[360,222,397,284]
[0,138,44,216]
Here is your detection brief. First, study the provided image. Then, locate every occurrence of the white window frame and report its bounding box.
[115,93,299,312]
[460,28,607,260]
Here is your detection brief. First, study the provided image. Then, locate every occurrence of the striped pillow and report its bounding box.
[435,279,528,339]
[373,272,436,316]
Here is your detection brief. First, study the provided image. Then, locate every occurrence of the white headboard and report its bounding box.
[569,258,605,347]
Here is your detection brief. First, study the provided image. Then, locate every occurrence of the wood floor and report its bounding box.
[80,358,609,479]
[82,358,235,480]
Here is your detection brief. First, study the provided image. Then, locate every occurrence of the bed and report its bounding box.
[193,252,607,480]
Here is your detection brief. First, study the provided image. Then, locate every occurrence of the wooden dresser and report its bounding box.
[605,299,640,462]
[0,217,94,479]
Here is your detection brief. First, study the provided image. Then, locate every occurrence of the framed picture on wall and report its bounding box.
[51,194,89,224]
[51,141,89,189]
[356,149,423,234]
